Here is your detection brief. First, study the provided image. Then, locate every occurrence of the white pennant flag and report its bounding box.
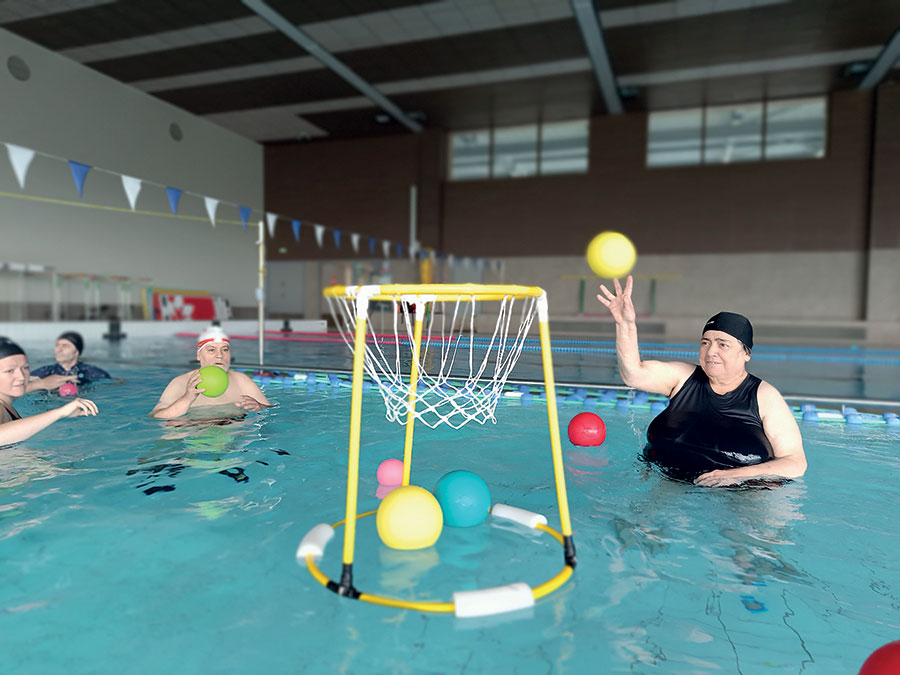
[382,240,391,258]
[351,233,360,253]
[266,212,278,239]
[204,197,219,226]
[121,175,142,211]
[408,241,419,261]
[463,257,471,269]
[429,249,436,262]
[5,144,35,190]
[448,254,455,267]
[314,224,325,248]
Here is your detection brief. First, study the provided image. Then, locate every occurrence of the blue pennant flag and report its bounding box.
[396,243,403,258]
[239,206,251,231]
[333,229,341,248]
[291,220,301,242]
[165,187,182,215]
[68,160,92,197]
[369,237,376,254]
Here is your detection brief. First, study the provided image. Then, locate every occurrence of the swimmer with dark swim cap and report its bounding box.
[597,276,807,487]
[27,331,111,392]
[0,338,99,446]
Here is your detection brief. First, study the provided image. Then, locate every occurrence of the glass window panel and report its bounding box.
[449,130,490,180]
[765,97,826,160]
[492,124,538,178]
[540,119,589,175]
[647,108,703,167]
[703,103,763,164]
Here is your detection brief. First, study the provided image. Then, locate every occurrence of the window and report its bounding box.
[646,108,702,167]
[449,130,490,180]
[492,124,538,178]
[449,119,589,180]
[765,97,827,160]
[647,96,826,167]
[704,103,763,164]
[540,119,589,175]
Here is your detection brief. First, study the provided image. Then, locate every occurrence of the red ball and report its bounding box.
[860,641,900,674]
[567,412,607,446]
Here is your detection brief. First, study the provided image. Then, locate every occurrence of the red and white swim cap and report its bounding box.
[197,326,230,351]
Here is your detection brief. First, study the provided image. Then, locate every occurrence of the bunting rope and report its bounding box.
[2,139,502,271]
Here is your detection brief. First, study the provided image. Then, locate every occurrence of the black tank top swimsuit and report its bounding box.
[1,400,21,422]
[643,366,773,482]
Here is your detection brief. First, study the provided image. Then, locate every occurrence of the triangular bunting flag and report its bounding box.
[291,220,301,242]
[165,187,182,215]
[382,240,391,258]
[314,224,325,248]
[369,237,376,255]
[239,206,251,231]
[68,160,92,197]
[351,233,360,253]
[266,212,277,239]
[408,241,418,261]
[333,229,341,248]
[396,243,403,258]
[448,254,456,267]
[5,144,35,190]
[121,175,142,211]
[429,249,436,261]
[204,197,219,226]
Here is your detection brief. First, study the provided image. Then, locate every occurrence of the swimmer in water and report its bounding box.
[0,338,99,446]
[597,276,806,487]
[28,331,111,391]
[150,326,271,420]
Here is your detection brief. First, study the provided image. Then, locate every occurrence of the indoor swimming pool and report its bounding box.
[1,335,898,672]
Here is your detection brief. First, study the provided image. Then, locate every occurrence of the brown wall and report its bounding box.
[870,84,900,249]
[265,88,886,260]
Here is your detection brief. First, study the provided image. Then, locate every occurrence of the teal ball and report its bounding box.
[433,470,491,528]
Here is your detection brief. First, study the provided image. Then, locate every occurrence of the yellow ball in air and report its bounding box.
[376,485,443,550]
[586,231,637,278]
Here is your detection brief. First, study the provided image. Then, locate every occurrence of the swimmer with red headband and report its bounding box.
[150,326,271,419]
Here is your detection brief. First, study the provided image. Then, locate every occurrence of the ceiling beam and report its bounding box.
[240,0,422,133]
[859,28,900,89]
[569,0,623,114]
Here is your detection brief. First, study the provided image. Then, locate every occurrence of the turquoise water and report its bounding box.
[1,356,898,673]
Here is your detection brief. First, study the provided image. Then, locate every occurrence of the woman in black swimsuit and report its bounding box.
[596,277,807,487]
[0,338,99,446]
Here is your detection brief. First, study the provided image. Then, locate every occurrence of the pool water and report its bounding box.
[1,357,898,673]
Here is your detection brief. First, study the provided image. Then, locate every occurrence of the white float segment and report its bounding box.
[453,582,535,618]
[491,503,548,529]
[295,523,335,565]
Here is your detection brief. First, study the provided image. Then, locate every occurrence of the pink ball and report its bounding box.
[376,459,404,486]
[567,412,607,446]
[59,382,78,397]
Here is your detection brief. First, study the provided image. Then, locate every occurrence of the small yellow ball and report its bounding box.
[586,231,636,278]
[376,485,443,550]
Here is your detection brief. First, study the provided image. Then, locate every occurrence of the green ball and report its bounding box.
[197,365,229,398]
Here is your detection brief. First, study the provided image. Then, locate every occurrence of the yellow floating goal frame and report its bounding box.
[297,283,577,617]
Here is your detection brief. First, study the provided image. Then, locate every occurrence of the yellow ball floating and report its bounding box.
[586,231,636,278]
[376,485,443,550]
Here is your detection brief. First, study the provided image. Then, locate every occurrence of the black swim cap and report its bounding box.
[58,331,84,354]
[702,312,753,350]
[0,338,26,359]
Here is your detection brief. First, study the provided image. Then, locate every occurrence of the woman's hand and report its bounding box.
[597,275,636,325]
[58,397,99,418]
